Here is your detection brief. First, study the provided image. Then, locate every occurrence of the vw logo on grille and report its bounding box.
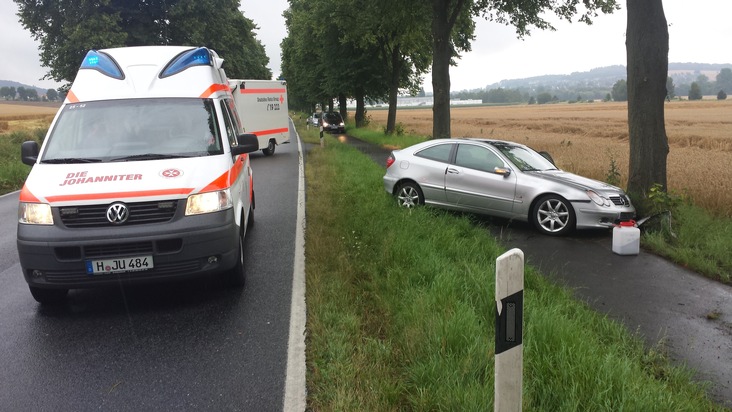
[106,203,129,224]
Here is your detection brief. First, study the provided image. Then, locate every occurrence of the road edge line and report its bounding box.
[283,120,307,411]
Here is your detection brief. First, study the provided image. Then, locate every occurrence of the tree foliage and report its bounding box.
[688,82,703,100]
[46,88,58,101]
[0,86,17,100]
[281,0,431,131]
[14,0,271,88]
[716,67,732,94]
[665,76,675,99]
[611,79,627,101]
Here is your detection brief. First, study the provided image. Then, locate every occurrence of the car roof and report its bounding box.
[417,138,522,149]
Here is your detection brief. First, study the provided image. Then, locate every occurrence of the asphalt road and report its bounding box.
[0,133,302,411]
[338,133,732,407]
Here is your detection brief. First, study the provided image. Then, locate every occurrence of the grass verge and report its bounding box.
[299,119,725,411]
[0,129,45,195]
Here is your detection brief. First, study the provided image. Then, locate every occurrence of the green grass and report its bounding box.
[641,204,732,284]
[0,129,44,195]
[299,118,725,411]
[347,123,428,147]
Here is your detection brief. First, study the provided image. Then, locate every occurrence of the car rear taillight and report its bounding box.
[386,153,395,168]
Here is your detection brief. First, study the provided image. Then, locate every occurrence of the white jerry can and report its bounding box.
[612,220,640,255]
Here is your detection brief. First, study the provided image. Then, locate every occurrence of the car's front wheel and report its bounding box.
[532,194,575,236]
[396,182,424,208]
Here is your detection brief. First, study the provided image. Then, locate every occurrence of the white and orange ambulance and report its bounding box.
[228,79,290,156]
[17,46,259,304]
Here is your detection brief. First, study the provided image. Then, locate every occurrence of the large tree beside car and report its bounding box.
[625,0,670,205]
[14,0,271,90]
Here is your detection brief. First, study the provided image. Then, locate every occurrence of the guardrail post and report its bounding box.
[494,248,524,412]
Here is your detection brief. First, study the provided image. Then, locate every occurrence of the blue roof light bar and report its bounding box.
[160,47,212,78]
[79,50,124,80]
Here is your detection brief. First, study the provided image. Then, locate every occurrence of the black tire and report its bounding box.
[531,194,576,236]
[225,224,246,288]
[29,286,68,305]
[262,139,276,156]
[246,202,254,229]
[396,182,424,208]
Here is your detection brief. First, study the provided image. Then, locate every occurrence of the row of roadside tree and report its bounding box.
[0,86,61,102]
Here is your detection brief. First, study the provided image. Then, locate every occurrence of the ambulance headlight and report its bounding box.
[19,203,54,225]
[185,189,232,215]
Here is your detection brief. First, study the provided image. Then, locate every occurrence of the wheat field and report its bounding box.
[368,100,732,216]
[0,103,57,133]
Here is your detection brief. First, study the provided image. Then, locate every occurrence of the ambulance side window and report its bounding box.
[219,100,238,147]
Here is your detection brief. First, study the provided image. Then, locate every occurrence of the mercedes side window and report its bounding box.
[455,144,504,173]
[415,143,453,163]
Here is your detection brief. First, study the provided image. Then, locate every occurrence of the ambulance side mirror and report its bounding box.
[21,141,39,166]
[231,133,259,156]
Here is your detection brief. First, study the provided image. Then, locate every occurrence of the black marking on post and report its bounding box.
[495,289,523,355]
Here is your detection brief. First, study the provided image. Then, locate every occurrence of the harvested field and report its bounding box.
[368,100,732,216]
[0,102,57,133]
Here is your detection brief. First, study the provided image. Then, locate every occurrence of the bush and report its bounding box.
[717,90,727,100]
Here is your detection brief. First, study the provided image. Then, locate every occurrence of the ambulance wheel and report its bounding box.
[262,139,276,156]
[226,223,246,287]
[29,286,68,305]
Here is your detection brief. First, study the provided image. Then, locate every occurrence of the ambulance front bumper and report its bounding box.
[17,209,240,290]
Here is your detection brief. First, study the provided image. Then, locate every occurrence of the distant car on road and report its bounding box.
[383,138,635,236]
[308,112,320,127]
[321,111,345,134]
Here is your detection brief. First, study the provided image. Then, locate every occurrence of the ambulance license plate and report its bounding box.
[86,256,153,275]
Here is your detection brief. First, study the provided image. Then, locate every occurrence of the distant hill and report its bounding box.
[482,63,732,91]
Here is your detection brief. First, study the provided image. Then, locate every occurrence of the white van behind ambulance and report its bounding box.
[228,79,289,156]
[17,46,259,304]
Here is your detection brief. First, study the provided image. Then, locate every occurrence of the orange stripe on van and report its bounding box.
[199,83,230,98]
[200,156,246,193]
[65,90,79,103]
[252,127,289,136]
[45,188,193,204]
[19,185,41,203]
[239,88,286,94]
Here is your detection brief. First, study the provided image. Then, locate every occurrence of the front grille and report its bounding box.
[609,195,631,207]
[59,200,179,228]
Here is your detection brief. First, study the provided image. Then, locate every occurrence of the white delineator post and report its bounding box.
[494,248,524,412]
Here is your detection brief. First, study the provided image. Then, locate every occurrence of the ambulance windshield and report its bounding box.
[42,98,223,163]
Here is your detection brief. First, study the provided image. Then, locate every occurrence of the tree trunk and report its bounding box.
[338,93,348,121]
[626,0,669,202]
[431,0,452,140]
[386,45,402,134]
[355,87,366,127]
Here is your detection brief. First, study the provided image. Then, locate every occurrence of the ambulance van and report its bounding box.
[17,46,260,304]
[228,79,290,156]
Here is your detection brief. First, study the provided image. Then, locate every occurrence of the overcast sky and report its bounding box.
[1,0,730,92]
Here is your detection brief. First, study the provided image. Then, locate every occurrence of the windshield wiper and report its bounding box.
[41,157,102,164]
[110,153,194,162]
